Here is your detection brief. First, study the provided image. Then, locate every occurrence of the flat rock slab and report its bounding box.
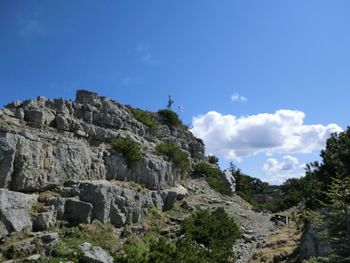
[0,189,37,237]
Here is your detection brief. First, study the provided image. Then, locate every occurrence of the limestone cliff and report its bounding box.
[0,90,205,192]
[0,90,204,237]
[0,90,275,263]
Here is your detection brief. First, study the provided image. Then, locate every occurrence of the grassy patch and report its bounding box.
[111,138,142,168]
[192,162,231,195]
[156,143,190,177]
[131,108,159,134]
[51,220,120,261]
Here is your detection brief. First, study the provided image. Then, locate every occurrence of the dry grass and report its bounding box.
[249,222,302,263]
[38,191,60,202]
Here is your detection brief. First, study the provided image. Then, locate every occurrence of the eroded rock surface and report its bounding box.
[0,90,208,261]
[0,90,205,192]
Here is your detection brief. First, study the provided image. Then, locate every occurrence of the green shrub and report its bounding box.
[156,143,190,176]
[131,108,159,134]
[117,236,210,263]
[117,208,240,263]
[304,255,350,263]
[182,208,240,262]
[195,137,204,144]
[157,109,181,127]
[208,155,219,164]
[112,138,142,167]
[192,162,231,195]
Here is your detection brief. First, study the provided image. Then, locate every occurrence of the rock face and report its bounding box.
[105,152,180,190]
[0,129,106,191]
[0,89,205,239]
[0,90,205,192]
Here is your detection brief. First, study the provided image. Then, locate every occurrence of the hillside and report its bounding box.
[0,90,282,262]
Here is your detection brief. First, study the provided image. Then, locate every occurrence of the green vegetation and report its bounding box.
[51,221,120,261]
[305,254,350,263]
[227,163,266,206]
[192,162,231,195]
[156,143,190,176]
[195,137,204,144]
[307,176,350,260]
[208,155,219,164]
[302,128,350,209]
[157,109,181,127]
[276,128,350,261]
[117,236,210,263]
[182,207,240,261]
[111,138,142,167]
[131,108,159,134]
[321,177,350,256]
[255,178,304,213]
[227,163,303,212]
[260,127,350,212]
[117,208,240,263]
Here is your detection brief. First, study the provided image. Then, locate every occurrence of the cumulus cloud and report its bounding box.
[262,156,306,185]
[263,156,299,173]
[231,93,247,102]
[262,155,305,185]
[191,110,342,160]
[263,171,305,185]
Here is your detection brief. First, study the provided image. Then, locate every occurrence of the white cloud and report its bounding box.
[262,156,305,185]
[263,172,305,185]
[263,155,299,173]
[231,93,247,102]
[191,110,342,160]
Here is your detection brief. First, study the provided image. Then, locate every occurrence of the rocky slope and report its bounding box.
[0,90,279,262]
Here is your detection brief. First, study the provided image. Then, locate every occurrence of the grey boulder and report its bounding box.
[79,242,114,263]
[0,189,37,237]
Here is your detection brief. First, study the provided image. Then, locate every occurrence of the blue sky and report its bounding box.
[1,0,349,184]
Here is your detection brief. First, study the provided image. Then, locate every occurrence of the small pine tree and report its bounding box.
[323,176,350,256]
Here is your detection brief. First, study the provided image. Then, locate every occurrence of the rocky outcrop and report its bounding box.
[0,90,207,261]
[0,128,106,192]
[105,152,180,190]
[0,90,205,192]
[34,180,188,230]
